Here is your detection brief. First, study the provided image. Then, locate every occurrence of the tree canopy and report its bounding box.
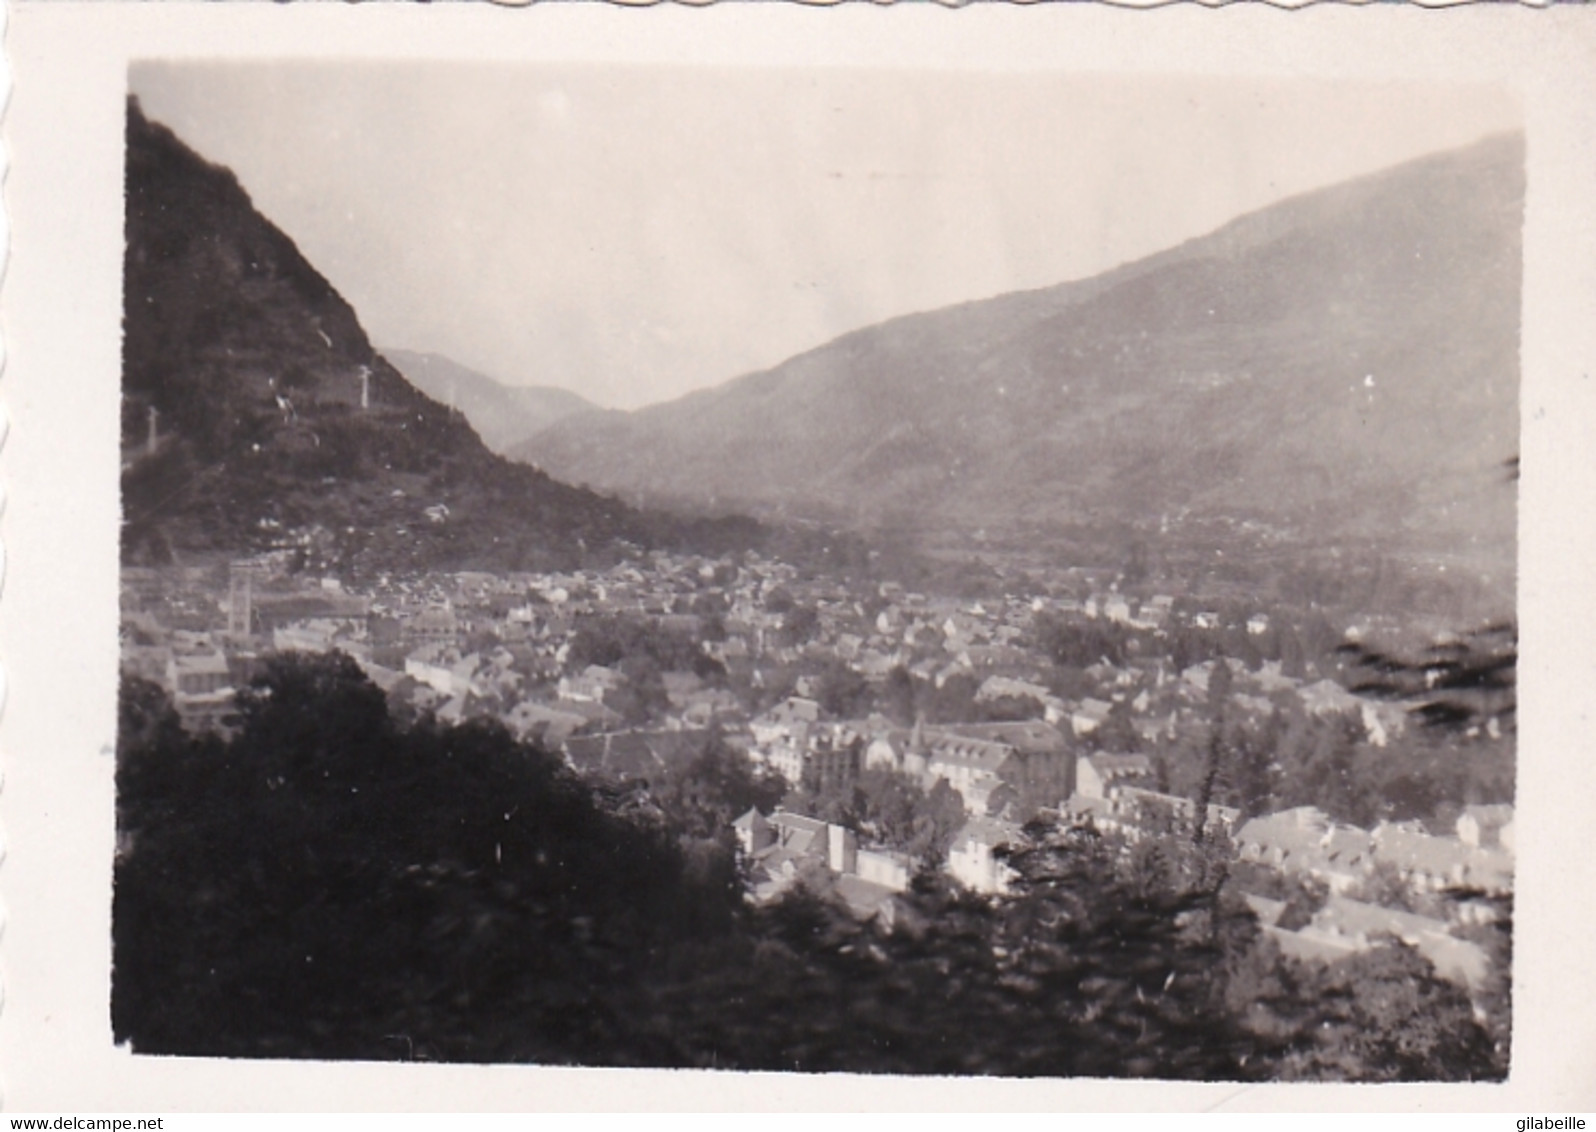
[115,655,1508,1080]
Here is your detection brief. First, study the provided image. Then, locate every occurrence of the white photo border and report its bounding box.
[3,1,1595,1112]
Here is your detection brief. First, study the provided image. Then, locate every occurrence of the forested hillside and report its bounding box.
[121,99,759,576]
[520,135,1521,591]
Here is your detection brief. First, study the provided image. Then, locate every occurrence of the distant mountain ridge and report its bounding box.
[382,349,596,456]
[516,134,1521,580]
[120,99,759,575]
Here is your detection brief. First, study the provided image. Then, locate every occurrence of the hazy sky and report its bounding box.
[130,63,1519,409]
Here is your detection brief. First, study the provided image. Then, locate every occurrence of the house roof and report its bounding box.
[1268,924,1363,965]
[1371,823,1497,883]
[557,699,624,727]
[564,728,711,779]
[1285,896,1492,989]
[925,736,1013,774]
[732,807,767,833]
[748,846,820,889]
[1300,679,1361,715]
[661,670,704,699]
[1244,894,1286,927]
[769,811,829,838]
[833,874,900,919]
[977,676,1049,701]
[1321,826,1373,869]
[1180,664,1212,693]
[946,720,1066,754]
[1314,895,1449,945]
[505,701,588,746]
[1114,785,1239,827]
[1079,753,1153,780]
[963,644,1032,667]
[764,697,820,725]
[359,661,404,692]
[1238,806,1329,845]
[755,811,830,857]
[171,652,231,676]
[1413,931,1492,990]
[1238,808,1373,877]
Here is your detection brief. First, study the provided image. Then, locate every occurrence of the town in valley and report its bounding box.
[124,535,1515,1010]
[114,74,1519,1077]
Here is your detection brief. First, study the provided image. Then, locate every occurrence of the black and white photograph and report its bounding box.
[111,59,1524,1078]
[5,2,1596,1112]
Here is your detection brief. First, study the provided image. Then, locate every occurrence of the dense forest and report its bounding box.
[114,653,1507,1078]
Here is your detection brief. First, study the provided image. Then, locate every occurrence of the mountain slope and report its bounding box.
[120,99,748,576]
[382,349,596,456]
[516,135,1521,575]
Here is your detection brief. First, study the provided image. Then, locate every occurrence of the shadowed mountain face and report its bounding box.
[516,135,1521,578]
[120,99,761,576]
[382,349,597,456]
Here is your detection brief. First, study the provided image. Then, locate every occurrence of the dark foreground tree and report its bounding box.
[114,652,727,1063]
[653,730,785,841]
[1272,941,1500,1082]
